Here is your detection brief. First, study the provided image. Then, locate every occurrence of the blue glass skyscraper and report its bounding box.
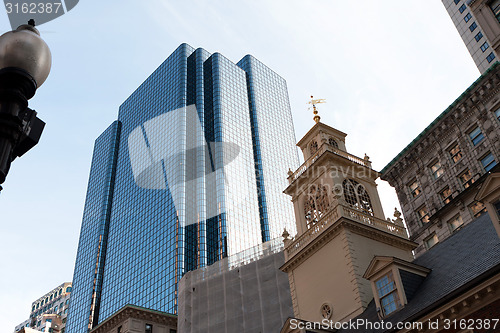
[66,44,299,332]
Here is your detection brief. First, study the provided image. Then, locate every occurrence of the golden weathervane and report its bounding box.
[307,95,326,123]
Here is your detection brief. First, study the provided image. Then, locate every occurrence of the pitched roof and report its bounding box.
[339,213,500,332]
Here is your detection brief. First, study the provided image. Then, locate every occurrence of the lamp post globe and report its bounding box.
[0,20,52,191]
[0,21,52,88]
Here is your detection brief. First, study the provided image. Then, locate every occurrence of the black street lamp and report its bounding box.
[0,20,51,192]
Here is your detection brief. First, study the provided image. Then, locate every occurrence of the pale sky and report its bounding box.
[0,1,481,329]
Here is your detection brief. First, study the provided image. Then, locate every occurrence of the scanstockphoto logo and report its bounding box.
[4,0,78,29]
[128,105,240,228]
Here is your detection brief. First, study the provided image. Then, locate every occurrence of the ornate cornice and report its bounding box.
[281,216,416,273]
[90,305,177,333]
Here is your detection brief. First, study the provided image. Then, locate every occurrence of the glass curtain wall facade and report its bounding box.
[66,43,299,332]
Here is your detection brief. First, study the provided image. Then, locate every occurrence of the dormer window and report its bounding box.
[364,256,431,319]
[375,271,401,316]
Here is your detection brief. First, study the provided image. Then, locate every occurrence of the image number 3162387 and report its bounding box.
[4,0,79,29]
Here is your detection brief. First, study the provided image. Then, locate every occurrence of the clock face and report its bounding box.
[321,303,333,319]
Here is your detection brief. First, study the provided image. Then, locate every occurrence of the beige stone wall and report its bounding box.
[345,229,413,309]
[291,228,355,323]
[290,226,413,324]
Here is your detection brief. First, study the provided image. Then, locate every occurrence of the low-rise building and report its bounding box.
[14,282,72,333]
[89,305,177,333]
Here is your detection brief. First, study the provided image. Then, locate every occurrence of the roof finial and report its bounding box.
[308,95,326,123]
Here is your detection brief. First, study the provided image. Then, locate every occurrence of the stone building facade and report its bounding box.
[89,305,177,333]
[468,0,500,67]
[14,282,72,333]
[381,62,500,256]
[441,0,498,73]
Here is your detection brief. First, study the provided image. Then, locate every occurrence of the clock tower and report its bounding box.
[281,101,417,323]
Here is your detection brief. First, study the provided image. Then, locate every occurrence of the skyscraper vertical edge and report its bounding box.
[237,55,300,242]
[66,120,121,331]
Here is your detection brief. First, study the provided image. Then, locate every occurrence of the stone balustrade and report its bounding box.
[284,204,408,259]
[288,144,372,184]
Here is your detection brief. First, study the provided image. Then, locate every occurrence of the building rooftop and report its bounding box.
[339,212,500,332]
[90,304,177,333]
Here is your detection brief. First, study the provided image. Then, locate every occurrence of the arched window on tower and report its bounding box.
[304,185,330,228]
[342,179,373,215]
[328,137,338,149]
[309,140,318,155]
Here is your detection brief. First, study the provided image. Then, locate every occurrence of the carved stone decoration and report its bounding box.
[304,187,319,228]
[393,208,404,227]
[310,140,319,154]
[304,185,330,228]
[328,137,338,149]
[342,179,374,215]
[357,183,373,214]
[319,129,327,143]
[282,228,290,240]
[316,185,330,213]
